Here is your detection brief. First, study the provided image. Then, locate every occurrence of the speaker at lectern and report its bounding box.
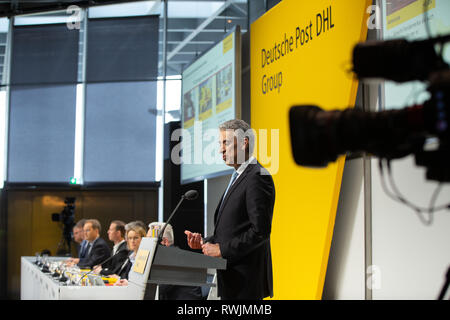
[127,237,227,300]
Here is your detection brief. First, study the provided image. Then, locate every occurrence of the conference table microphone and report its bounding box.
[75,253,117,285]
[158,190,198,244]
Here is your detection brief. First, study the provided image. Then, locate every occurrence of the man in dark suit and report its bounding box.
[95,220,129,275]
[73,219,87,259]
[76,219,110,269]
[185,119,275,300]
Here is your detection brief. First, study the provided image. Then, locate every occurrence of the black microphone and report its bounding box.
[75,253,116,285]
[158,190,198,244]
[184,189,199,200]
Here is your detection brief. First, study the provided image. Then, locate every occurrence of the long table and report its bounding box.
[20,256,139,300]
[21,237,224,300]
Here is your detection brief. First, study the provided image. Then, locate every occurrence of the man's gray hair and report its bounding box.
[74,219,86,229]
[219,119,255,154]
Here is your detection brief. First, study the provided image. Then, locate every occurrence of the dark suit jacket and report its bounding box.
[158,285,203,300]
[206,161,275,300]
[100,241,130,276]
[116,254,133,280]
[77,237,111,269]
[78,240,88,259]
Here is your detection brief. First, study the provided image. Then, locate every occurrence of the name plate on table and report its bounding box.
[132,249,150,274]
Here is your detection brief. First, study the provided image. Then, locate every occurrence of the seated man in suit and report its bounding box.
[94,220,129,276]
[73,219,87,259]
[65,219,88,265]
[67,219,110,269]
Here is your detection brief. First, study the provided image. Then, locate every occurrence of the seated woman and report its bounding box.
[113,223,146,284]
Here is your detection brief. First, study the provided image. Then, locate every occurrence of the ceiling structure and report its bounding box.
[0,0,249,76]
[160,0,248,75]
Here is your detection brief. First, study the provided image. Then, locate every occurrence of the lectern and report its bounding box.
[127,237,227,300]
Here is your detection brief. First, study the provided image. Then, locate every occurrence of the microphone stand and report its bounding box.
[75,253,116,285]
[158,194,187,244]
[438,265,450,300]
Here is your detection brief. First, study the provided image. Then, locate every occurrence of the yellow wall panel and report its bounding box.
[250,0,370,299]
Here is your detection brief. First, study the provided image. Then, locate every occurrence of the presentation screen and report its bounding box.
[180,26,241,184]
[382,0,450,110]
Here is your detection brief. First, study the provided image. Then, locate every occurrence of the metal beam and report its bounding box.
[159,0,236,68]
[161,28,239,33]
[159,40,215,44]
[230,2,247,16]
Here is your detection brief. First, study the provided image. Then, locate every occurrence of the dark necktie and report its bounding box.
[86,243,93,256]
[79,241,87,258]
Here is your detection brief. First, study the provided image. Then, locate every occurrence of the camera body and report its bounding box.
[51,197,76,255]
[289,35,450,181]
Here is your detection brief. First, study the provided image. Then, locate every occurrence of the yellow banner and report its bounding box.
[216,98,232,114]
[223,33,234,54]
[251,0,371,299]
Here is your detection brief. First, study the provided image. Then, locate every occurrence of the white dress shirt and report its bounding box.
[113,240,126,255]
[233,155,256,184]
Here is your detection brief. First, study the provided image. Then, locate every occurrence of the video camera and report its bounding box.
[289,35,450,182]
[51,197,76,255]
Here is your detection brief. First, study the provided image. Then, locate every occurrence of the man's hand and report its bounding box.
[202,243,221,258]
[184,230,203,249]
[113,278,128,286]
[93,265,102,274]
[65,258,79,266]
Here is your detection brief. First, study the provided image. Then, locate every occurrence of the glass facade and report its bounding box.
[0,0,282,187]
